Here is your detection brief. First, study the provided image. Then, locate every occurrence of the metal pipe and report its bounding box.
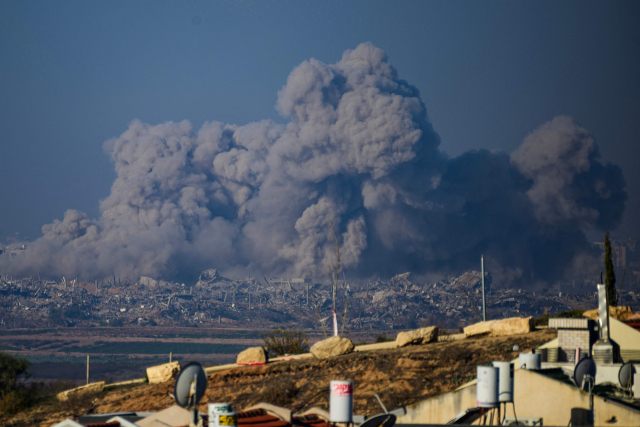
[481,255,486,322]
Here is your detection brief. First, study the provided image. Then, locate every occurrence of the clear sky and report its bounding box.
[1,0,639,242]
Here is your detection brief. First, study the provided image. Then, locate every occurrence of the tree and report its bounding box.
[604,232,617,307]
[0,352,30,398]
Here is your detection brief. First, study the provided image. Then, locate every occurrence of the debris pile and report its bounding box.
[0,269,639,330]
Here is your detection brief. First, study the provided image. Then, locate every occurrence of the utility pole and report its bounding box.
[481,255,486,322]
[86,355,90,385]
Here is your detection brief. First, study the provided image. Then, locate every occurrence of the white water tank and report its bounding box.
[477,366,499,407]
[492,361,514,402]
[208,403,236,427]
[519,353,541,370]
[329,380,353,422]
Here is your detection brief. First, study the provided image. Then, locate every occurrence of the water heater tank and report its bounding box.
[329,380,353,422]
[519,353,541,370]
[477,366,499,407]
[492,361,514,402]
[208,403,237,427]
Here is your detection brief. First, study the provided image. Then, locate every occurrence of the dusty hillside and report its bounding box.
[2,329,556,427]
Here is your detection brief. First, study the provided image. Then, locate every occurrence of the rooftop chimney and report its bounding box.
[592,284,620,364]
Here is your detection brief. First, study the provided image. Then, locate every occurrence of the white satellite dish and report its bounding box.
[174,362,207,409]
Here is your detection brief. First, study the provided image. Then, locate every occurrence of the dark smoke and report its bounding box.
[0,44,626,286]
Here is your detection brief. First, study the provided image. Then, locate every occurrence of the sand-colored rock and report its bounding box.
[146,361,180,384]
[310,336,354,359]
[57,381,105,401]
[464,317,534,338]
[396,326,439,347]
[583,306,633,321]
[237,346,268,365]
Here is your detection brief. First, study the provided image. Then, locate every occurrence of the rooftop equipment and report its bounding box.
[592,283,620,363]
[492,361,514,402]
[573,357,597,425]
[519,353,540,370]
[208,403,236,427]
[363,394,397,427]
[174,362,207,427]
[618,362,635,394]
[329,380,353,423]
[476,366,499,407]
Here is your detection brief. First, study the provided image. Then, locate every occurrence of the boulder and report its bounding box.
[146,361,180,384]
[237,347,268,365]
[57,381,105,401]
[464,317,534,338]
[310,336,354,359]
[583,306,634,321]
[396,326,438,347]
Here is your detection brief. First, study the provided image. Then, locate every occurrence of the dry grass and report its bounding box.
[2,329,556,426]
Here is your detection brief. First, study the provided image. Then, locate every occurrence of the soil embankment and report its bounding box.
[1,329,556,427]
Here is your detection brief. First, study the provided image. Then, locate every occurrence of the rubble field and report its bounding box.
[0,329,556,427]
[3,269,639,332]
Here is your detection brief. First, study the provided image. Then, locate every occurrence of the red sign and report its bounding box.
[332,382,353,397]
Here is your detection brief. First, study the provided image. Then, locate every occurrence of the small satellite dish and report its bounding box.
[574,357,597,390]
[359,413,397,427]
[619,362,635,390]
[174,362,207,409]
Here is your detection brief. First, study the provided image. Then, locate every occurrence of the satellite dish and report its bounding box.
[359,413,397,427]
[174,362,207,409]
[574,357,597,390]
[619,362,635,390]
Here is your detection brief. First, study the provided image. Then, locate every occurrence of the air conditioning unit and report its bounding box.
[503,417,542,426]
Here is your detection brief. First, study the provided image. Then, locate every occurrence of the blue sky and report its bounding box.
[1,0,639,241]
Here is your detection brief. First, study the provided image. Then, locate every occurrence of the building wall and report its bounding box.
[558,329,591,362]
[611,317,640,361]
[397,383,477,425]
[397,368,640,426]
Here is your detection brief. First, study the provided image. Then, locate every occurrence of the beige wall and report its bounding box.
[397,383,477,425]
[611,317,640,361]
[397,368,640,426]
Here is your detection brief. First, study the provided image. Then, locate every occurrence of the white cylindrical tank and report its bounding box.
[329,380,353,422]
[208,403,236,427]
[492,361,514,402]
[519,353,541,370]
[477,366,499,407]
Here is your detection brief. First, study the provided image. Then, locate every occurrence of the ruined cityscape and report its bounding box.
[2,238,638,331]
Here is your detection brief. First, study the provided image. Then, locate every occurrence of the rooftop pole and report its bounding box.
[481,255,486,322]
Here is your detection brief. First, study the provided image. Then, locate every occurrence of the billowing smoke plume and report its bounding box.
[0,43,626,285]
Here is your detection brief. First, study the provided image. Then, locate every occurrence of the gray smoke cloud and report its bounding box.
[0,43,626,285]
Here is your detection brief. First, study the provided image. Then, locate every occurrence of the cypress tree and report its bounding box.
[604,232,617,306]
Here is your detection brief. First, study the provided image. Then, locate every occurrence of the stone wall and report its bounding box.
[549,318,596,363]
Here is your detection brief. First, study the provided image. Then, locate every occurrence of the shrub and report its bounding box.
[261,329,308,357]
[533,313,549,327]
[0,352,30,397]
[375,335,394,343]
[0,390,23,415]
[110,318,124,327]
[555,310,585,318]
[0,352,31,415]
